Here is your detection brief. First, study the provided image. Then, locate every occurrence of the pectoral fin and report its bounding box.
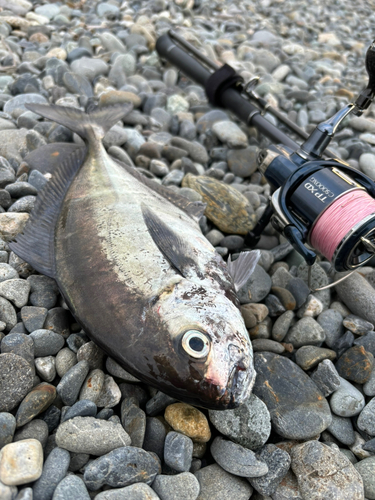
[227,250,261,292]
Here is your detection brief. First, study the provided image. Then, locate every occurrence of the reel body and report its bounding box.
[258,149,375,271]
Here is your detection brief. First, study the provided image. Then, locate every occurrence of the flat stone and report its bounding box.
[253,352,331,439]
[94,483,159,500]
[291,441,364,500]
[249,443,291,496]
[310,359,341,397]
[227,147,258,177]
[164,431,193,472]
[343,314,374,334]
[354,456,375,498]
[51,475,90,500]
[0,439,43,486]
[55,416,130,456]
[327,414,355,446]
[272,310,295,342]
[354,331,375,357]
[61,400,97,423]
[153,473,200,500]
[1,333,34,371]
[83,446,160,490]
[32,447,70,500]
[330,377,365,417]
[21,307,48,333]
[30,330,64,357]
[143,417,168,460]
[96,375,121,408]
[295,346,336,370]
[212,121,248,148]
[209,393,271,450]
[16,382,56,428]
[164,403,211,443]
[357,398,375,436]
[236,265,272,305]
[194,464,253,500]
[210,437,268,477]
[0,353,34,412]
[284,317,326,348]
[56,360,90,406]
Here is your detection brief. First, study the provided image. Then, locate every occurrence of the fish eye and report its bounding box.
[181,330,210,359]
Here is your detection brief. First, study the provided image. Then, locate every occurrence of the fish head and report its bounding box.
[145,277,256,410]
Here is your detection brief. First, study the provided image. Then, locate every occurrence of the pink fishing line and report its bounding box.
[310,190,375,262]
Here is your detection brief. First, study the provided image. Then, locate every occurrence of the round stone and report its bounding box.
[194,464,253,500]
[0,439,43,486]
[330,377,365,417]
[354,456,375,498]
[0,353,34,412]
[152,472,200,500]
[335,346,374,384]
[164,403,211,443]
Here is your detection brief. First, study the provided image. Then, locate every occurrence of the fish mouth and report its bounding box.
[218,362,255,409]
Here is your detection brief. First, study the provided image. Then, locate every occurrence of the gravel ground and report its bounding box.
[0,0,375,499]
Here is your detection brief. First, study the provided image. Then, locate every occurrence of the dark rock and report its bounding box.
[16,382,56,427]
[335,346,374,384]
[1,332,34,369]
[164,431,193,472]
[30,330,64,357]
[121,402,146,448]
[56,360,90,406]
[143,417,168,460]
[13,419,49,448]
[253,352,332,439]
[249,444,291,496]
[21,306,48,332]
[61,400,97,423]
[310,359,341,397]
[0,412,16,448]
[32,447,70,500]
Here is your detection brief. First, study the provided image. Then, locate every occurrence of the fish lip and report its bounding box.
[219,362,255,409]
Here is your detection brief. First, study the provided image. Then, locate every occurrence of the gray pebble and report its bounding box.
[79,369,105,404]
[52,475,90,500]
[317,309,344,348]
[164,431,193,472]
[152,472,200,500]
[61,400,97,423]
[358,398,375,436]
[14,419,49,448]
[194,464,253,500]
[143,416,168,460]
[249,444,291,496]
[146,391,177,416]
[284,317,325,348]
[330,377,365,417]
[343,314,374,334]
[0,412,16,448]
[271,310,295,342]
[121,402,146,448]
[56,360,90,406]
[94,483,159,499]
[55,416,130,455]
[354,456,375,499]
[210,437,268,477]
[1,332,34,370]
[0,353,34,412]
[310,359,341,397]
[21,306,48,332]
[327,414,356,446]
[236,265,272,304]
[35,356,56,383]
[32,447,70,500]
[336,271,375,325]
[0,279,30,308]
[55,348,77,378]
[30,330,64,357]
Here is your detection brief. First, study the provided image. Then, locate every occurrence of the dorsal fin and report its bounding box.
[25,103,133,141]
[227,250,261,291]
[8,146,87,277]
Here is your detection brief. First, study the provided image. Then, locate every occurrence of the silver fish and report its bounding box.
[10,103,259,409]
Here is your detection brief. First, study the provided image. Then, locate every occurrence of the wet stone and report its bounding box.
[164,403,211,443]
[253,352,332,440]
[30,330,64,357]
[295,346,336,371]
[61,400,97,423]
[0,439,43,486]
[51,475,90,500]
[343,314,374,334]
[0,353,34,412]
[249,444,291,496]
[55,348,77,378]
[5,182,37,199]
[330,377,365,417]
[16,382,56,428]
[194,464,253,500]
[21,306,48,333]
[327,414,356,446]
[335,346,374,384]
[291,440,364,500]
[56,360,90,406]
[83,446,160,490]
[265,294,286,316]
[286,277,310,308]
[164,431,193,472]
[32,447,70,500]
[79,369,105,404]
[209,393,271,450]
[210,436,268,478]
[310,359,341,397]
[284,317,326,348]
[119,383,148,407]
[13,419,49,448]
[55,416,130,456]
[0,413,16,448]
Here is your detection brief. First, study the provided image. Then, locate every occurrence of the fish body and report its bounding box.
[10,104,258,409]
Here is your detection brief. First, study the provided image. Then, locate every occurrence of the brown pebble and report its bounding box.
[241,303,269,323]
[164,403,211,443]
[15,382,56,428]
[29,32,49,43]
[271,286,296,311]
[281,343,294,353]
[99,90,141,108]
[335,346,374,384]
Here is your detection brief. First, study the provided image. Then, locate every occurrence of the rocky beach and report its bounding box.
[0,0,375,498]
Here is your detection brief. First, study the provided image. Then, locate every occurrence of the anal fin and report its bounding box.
[9,146,86,278]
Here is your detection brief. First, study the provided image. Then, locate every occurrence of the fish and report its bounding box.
[10,103,260,410]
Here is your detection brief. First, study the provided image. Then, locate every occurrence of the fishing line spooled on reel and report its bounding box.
[156,33,375,286]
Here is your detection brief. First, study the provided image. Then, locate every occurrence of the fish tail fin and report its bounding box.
[25,103,133,141]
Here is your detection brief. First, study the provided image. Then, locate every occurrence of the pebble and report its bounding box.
[0,353,34,412]
[357,398,375,436]
[1,332,34,370]
[343,314,374,334]
[164,403,211,443]
[30,330,64,357]
[272,310,295,341]
[79,369,105,404]
[55,416,130,455]
[152,472,200,500]
[164,431,193,472]
[56,360,90,406]
[0,439,43,486]
[21,306,48,332]
[336,271,375,325]
[51,475,90,500]
[210,437,268,477]
[335,345,374,383]
[84,446,160,490]
[32,447,70,500]
[61,400,97,423]
[121,402,146,448]
[291,441,364,499]
[55,348,77,378]
[355,456,375,499]
[253,352,332,439]
[316,309,344,348]
[295,345,336,370]
[0,413,16,449]
[284,317,326,348]
[327,414,355,446]
[209,393,271,450]
[330,377,365,417]
[16,382,56,428]
[249,444,291,496]
[194,464,253,500]
[310,359,341,397]
[143,416,168,460]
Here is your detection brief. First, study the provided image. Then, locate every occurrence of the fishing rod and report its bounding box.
[156,31,375,278]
